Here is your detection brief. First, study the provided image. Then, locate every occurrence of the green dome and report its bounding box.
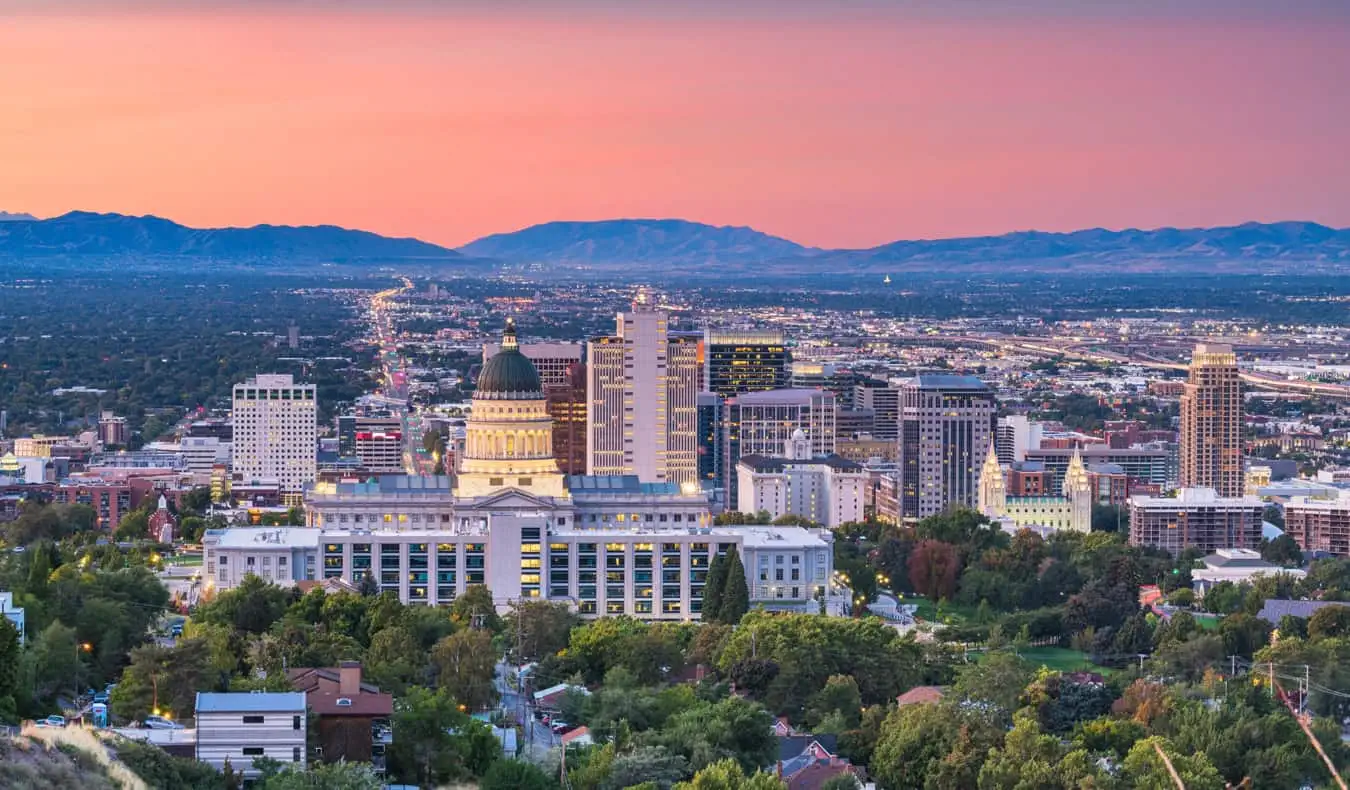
[476,320,543,399]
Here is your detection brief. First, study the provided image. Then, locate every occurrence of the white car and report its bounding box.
[143,715,184,730]
[43,715,66,728]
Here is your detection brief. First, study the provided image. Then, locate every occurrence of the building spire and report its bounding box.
[502,317,518,351]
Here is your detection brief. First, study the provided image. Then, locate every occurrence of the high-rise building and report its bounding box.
[231,374,317,496]
[586,291,698,487]
[481,340,583,388]
[852,382,900,440]
[721,388,836,505]
[545,362,588,475]
[353,416,404,474]
[287,323,300,350]
[336,415,357,457]
[97,411,128,447]
[703,330,788,398]
[995,415,1041,465]
[898,375,997,520]
[1179,343,1243,497]
[697,392,725,492]
[1285,491,1350,558]
[1129,488,1263,555]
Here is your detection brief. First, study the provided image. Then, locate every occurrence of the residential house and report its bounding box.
[286,662,393,771]
[195,692,307,779]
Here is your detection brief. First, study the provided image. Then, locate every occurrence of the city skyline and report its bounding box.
[3,1,1349,248]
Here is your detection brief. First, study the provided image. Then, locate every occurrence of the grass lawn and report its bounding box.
[905,596,981,625]
[170,555,203,566]
[1194,614,1221,631]
[973,646,1116,676]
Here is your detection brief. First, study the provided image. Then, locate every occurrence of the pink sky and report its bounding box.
[2,3,1348,249]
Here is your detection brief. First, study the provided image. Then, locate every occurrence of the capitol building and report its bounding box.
[205,321,835,620]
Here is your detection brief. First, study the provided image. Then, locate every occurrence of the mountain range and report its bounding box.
[0,211,457,260]
[3,211,1349,274]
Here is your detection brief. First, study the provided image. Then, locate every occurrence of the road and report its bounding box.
[494,661,559,762]
[367,277,440,476]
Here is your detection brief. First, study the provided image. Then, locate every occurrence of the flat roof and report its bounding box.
[565,475,680,495]
[206,527,320,549]
[912,374,989,390]
[734,388,829,406]
[196,692,306,713]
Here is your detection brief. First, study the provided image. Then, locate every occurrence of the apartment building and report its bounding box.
[1128,487,1264,555]
[195,692,307,779]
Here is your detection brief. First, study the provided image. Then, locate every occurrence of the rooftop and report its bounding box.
[738,454,864,473]
[204,527,320,549]
[912,374,989,390]
[565,475,682,495]
[734,388,830,406]
[196,692,306,713]
[308,475,454,497]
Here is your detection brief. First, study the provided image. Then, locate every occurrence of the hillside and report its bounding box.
[0,212,460,260]
[459,218,813,265]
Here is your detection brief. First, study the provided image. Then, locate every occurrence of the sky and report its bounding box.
[2,1,1348,249]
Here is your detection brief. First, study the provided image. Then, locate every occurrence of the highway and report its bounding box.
[957,334,1350,400]
[368,277,442,476]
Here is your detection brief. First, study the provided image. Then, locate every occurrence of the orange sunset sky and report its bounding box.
[2,1,1348,249]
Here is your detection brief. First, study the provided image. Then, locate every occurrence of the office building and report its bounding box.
[704,330,788,397]
[204,526,321,589]
[1285,491,1350,558]
[1179,343,1243,497]
[736,429,867,528]
[481,340,582,388]
[353,416,404,474]
[545,362,588,475]
[1024,445,1171,491]
[995,415,1041,464]
[696,392,725,492]
[180,436,231,475]
[231,374,317,497]
[836,409,877,441]
[209,328,836,619]
[97,412,128,448]
[586,291,699,487]
[336,415,358,457]
[852,382,899,441]
[898,375,997,520]
[195,692,307,779]
[978,446,1091,533]
[1128,488,1264,555]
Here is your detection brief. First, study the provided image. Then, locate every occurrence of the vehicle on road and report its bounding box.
[93,692,109,705]
[43,715,66,728]
[143,715,184,730]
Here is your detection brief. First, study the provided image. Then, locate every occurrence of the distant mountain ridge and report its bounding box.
[0,211,36,222]
[460,218,1350,274]
[459,218,813,265]
[0,211,459,259]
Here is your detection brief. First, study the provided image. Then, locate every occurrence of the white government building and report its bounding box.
[735,429,867,528]
[205,322,835,619]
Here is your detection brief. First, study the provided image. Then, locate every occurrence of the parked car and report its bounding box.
[550,720,570,734]
[43,716,66,728]
[92,692,109,705]
[169,623,184,637]
[143,715,184,730]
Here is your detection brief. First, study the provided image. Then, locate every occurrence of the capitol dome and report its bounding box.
[476,319,542,399]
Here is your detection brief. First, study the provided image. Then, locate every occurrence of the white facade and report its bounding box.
[353,416,404,474]
[733,389,837,458]
[0,591,24,644]
[203,527,320,591]
[195,692,307,778]
[586,292,698,487]
[734,431,866,528]
[978,446,1091,533]
[181,436,231,475]
[231,374,317,494]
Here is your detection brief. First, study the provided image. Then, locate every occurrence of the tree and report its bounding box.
[365,625,423,695]
[257,761,383,790]
[1091,503,1128,533]
[728,659,779,700]
[806,675,862,730]
[431,628,499,711]
[606,745,692,790]
[1218,612,1272,658]
[702,553,728,623]
[871,702,1000,790]
[654,697,777,774]
[717,547,749,625]
[672,758,785,790]
[111,638,213,722]
[1121,737,1225,790]
[479,759,557,790]
[450,585,502,632]
[1307,604,1350,640]
[505,600,578,662]
[113,738,226,789]
[1261,534,1303,567]
[114,507,152,541]
[977,711,1102,790]
[952,652,1033,720]
[908,540,959,601]
[30,621,80,700]
[388,686,476,787]
[0,618,22,722]
[1202,581,1245,615]
[196,574,289,634]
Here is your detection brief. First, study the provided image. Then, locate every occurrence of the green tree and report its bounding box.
[113,738,226,789]
[111,638,213,722]
[978,711,1102,790]
[806,675,862,730]
[30,621,80,700]
[606,745,691,790]
[717,547,749,625]
[388,686,478,787]
[505,600,578,662]
[952,651,1034,721]
[870,702,1000,790]
[1202,581,1245,615]
[1307,604,1350,640]
[365,626,423,695]
[257,761,383,790]
[431,628,499,711]
[451,584,503,632]
[672,758,784,790]
[1261,534,1303,567]
[0,618,22,722]
[479,759,557,790]
[701,553,728,623]
[1121,737,1224,790]
[197,574,289,634]
[654,697,777,774]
